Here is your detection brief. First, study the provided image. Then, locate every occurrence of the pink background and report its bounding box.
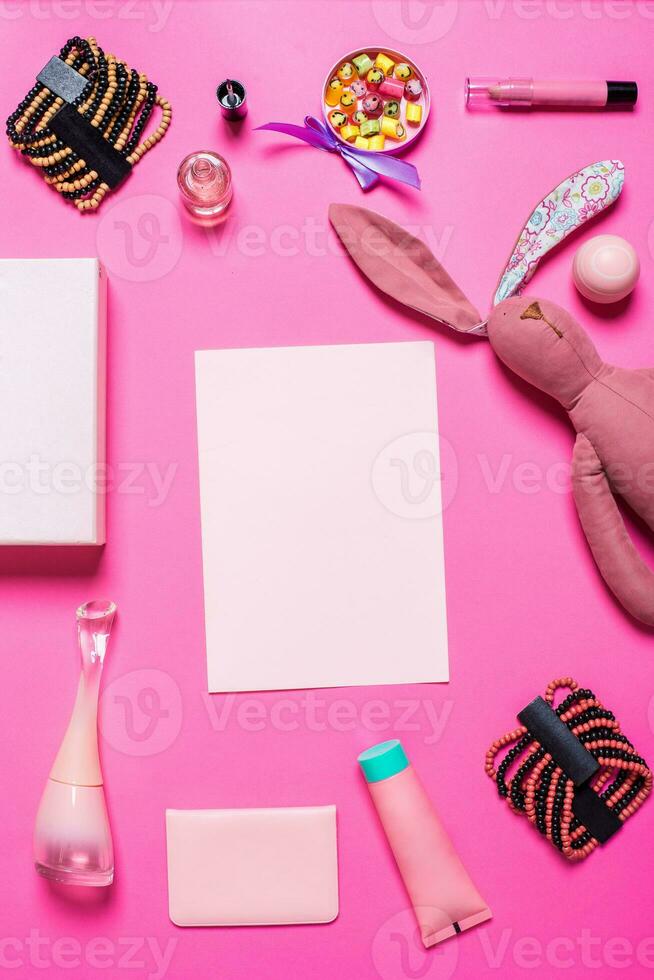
[2,2,654,978]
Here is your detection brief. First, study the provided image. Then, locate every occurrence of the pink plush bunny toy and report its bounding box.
[330,161,654,627]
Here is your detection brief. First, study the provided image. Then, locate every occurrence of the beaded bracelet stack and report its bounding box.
[485,677,652,862]
[6,36,171,212]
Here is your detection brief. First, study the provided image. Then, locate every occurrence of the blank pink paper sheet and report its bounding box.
[195,342,449,692]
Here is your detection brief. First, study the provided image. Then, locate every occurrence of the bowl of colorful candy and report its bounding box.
[322,47,430,154]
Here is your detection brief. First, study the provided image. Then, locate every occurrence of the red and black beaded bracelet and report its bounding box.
[485,677,651,861]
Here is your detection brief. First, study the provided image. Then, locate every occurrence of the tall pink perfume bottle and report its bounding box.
[177,151,233,223]
[33,600,117,887]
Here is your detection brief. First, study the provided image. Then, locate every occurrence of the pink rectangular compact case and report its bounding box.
[165,805,339,927]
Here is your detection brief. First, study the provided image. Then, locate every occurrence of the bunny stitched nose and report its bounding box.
[487,296,602,408]
[520,301,563,337]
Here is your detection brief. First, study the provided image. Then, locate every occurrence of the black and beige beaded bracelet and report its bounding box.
[6,35,171,212]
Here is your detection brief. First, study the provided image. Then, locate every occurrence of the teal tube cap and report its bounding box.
[358,739,409,783]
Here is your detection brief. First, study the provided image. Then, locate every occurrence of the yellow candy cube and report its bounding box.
[340,124,360,143]
[354,136,370,150]
[406,102,423,126]
[380,117,405,140]
[368,134,386,151]
[374,52,395,76]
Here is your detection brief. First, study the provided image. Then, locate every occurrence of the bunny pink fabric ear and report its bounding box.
[494,160,624,304]
[328,204,486,335]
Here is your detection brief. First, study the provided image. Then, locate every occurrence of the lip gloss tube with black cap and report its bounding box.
[466,77,638,110]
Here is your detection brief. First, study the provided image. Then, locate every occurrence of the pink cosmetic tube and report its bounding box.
[466,77,637,109]
[358,740,491,947]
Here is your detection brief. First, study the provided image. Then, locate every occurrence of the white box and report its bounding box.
[0,258,106,545]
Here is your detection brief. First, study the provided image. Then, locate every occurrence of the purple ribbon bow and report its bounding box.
[256,115,421,191]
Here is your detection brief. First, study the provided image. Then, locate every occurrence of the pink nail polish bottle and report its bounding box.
[177,151,233,224]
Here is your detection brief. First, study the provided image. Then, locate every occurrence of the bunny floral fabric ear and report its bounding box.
[494,160,624,305]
